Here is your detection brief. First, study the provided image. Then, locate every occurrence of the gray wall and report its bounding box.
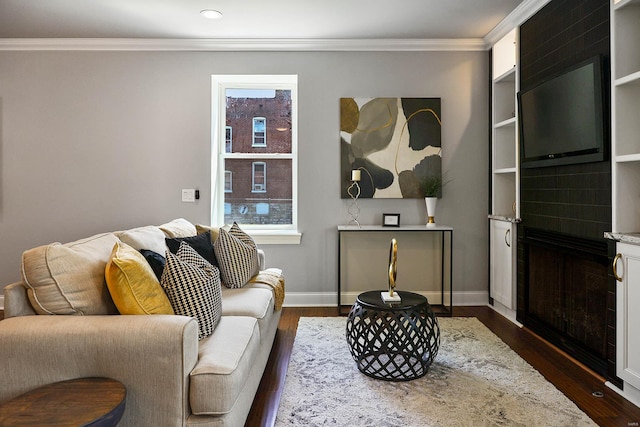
[0,49,489,305]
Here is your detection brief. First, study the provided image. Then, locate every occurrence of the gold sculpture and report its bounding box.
[388,238,397,297]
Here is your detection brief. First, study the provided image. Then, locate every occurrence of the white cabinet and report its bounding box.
[490,219,516,309]
[613,242,640,392]
[611,0,640,233]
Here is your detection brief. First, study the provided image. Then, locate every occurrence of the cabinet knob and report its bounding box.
[613,253,624,282]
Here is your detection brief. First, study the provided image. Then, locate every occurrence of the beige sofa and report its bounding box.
[0,219,283,427]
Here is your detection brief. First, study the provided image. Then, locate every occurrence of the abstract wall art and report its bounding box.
[340,97,441,199]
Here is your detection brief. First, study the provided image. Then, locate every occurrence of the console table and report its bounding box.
[338,225,453,316]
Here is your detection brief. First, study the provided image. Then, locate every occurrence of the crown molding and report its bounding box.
[484,0,552,47]
[0,37,487,52]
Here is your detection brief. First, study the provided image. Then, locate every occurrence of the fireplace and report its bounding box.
[519,228,610,377]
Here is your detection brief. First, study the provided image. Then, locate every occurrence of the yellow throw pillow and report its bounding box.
[105,242,174,315]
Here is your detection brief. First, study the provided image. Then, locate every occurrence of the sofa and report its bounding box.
[0,218,284,427]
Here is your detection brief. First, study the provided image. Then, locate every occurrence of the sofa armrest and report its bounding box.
[0,314,199,427]
[3,282,36,318]
[258,248,266,270]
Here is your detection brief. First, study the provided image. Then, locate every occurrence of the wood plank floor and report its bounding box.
[3,308,639,426]
[246,306,640,427]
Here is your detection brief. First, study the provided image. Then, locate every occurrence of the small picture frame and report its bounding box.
[382,213,401,227]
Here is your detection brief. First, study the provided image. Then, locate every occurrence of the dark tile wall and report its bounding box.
[516,0,617,382]
[519,0,611,241]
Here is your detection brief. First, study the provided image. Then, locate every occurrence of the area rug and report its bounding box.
[275,317,596,427]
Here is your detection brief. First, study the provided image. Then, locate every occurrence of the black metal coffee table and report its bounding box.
[346,290,440,381]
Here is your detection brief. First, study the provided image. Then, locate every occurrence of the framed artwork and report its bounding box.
[382,213,401,227]
[340,97,442,199]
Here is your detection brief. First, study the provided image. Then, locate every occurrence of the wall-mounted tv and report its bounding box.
[518,55,606,169]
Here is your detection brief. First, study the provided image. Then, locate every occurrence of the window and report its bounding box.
[225,126,233,153]
[252,117,266,147]
[252,162,266,192]
[211,75,300,243]
[224,170,232,193]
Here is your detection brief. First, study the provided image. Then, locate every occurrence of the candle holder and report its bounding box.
[347,169,361,228]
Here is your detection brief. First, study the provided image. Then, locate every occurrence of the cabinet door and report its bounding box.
[615,242,640,390]
[490,220,516,309]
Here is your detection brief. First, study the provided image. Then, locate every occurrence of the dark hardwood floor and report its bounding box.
[246,306,640,427]
[2,308,638,426]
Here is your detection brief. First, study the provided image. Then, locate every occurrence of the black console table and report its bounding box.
[338,225,453,316]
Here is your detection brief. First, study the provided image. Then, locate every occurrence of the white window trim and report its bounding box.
[224,170,232,193]
[252,117,267,147]
[211,74,300,243]
[252,161,267,193]
[225,126,233,153]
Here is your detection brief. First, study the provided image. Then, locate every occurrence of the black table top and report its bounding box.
[357,290,427,310]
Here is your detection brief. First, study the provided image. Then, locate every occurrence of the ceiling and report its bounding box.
[0,0,524,41]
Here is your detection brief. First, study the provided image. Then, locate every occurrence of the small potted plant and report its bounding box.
[422,175,446,227]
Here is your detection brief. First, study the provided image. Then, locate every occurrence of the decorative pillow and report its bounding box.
[115,225,166,255]
[105,242,174,315]
[166,231,218,267]
[196,224,221,244]
[158,218,197,238]
[21,233,120,315]
[213,222,259,289]
[161,242,222,340]
[140,249,166,281]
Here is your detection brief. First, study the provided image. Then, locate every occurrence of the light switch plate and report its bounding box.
[182,189,196,202]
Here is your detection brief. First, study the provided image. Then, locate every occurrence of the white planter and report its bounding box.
[425,197,437,227]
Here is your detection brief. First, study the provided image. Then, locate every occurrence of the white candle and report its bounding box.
[351,169,361,181]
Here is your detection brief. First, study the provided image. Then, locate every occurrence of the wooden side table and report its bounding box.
[0,377,126,427]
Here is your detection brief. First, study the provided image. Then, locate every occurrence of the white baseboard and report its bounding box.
[283,291,489,308]
[489,300,523,327]
[606,380,640,409]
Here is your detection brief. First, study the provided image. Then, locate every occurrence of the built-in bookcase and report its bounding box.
[612,0,640,233]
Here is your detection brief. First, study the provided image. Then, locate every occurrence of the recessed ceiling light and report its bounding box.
[200,9,222,19]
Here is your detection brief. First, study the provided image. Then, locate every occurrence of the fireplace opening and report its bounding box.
[520,228,609,376]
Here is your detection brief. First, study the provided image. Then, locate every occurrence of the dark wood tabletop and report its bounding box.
[0,377,126,427]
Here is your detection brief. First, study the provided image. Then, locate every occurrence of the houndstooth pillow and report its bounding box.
[213,222,259,289]
[160,241,222,340]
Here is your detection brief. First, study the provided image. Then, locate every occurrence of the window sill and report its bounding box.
[247,230,302,245]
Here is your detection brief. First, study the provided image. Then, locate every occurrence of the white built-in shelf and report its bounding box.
[494,117,516,128]
[615,71,640,86]
[614,0,640,9]
[495,67,516,83]
[615,153,640,163]
[494,167,517,174]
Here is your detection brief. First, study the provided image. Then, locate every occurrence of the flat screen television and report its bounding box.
[517,55,606,168]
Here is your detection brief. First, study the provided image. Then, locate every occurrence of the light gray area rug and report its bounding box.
[275,317,596,427]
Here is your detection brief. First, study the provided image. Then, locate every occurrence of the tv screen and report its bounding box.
[518,56,606,168]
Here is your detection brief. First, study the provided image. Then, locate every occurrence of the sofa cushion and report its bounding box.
[21,233,120,315]
[115,225,166,255]
[105,241,174,315]
[140,249,166,281]
[221,287,275,345]
[161,242,222,340]
[214,222,259,289]
[166,231,217,267]
[190,316,261,415]
[196,224,221,244]
[158,218,197,238]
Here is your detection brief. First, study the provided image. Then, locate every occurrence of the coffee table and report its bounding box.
[346,290,440,381]
[0,377,126,427]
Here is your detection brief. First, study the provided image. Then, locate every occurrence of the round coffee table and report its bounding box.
[0,377,126,427]
[346,290,440,381]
